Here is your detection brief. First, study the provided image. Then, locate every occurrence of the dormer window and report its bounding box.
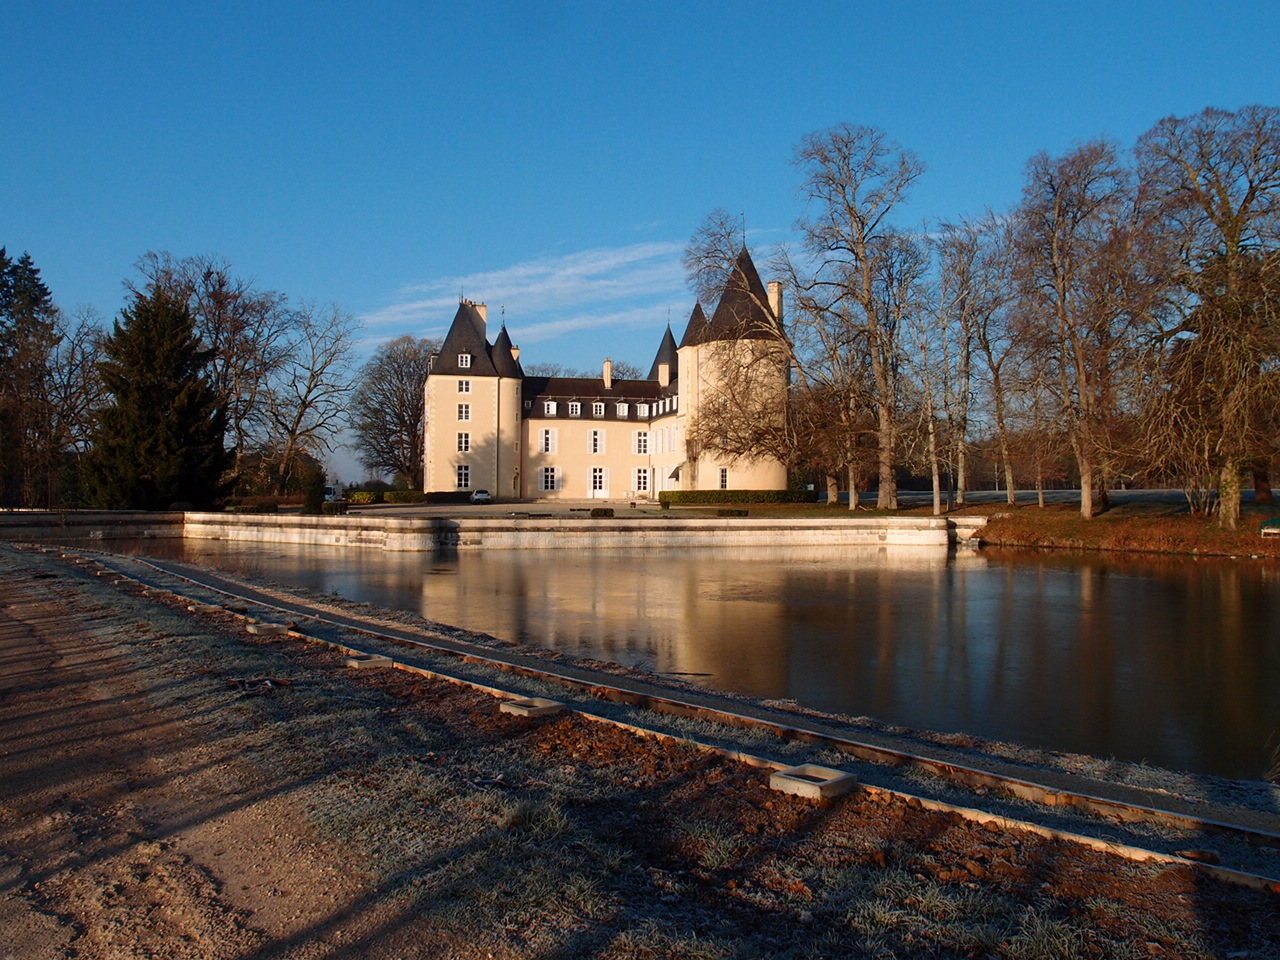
[544,401,557,416]
[592,402,605,417]
[458,354,471,369]
[568,402,581,417]
[616,403,629,418]
[637,403,650,419]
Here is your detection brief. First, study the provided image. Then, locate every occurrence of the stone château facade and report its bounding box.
[421,247,789,500]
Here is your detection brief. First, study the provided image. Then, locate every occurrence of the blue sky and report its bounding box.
[4,1,1279,476]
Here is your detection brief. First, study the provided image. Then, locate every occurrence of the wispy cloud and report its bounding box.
[359,241,689,344]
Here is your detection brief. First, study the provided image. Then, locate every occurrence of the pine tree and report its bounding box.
[0,248,60,508]
[85,285,234,509]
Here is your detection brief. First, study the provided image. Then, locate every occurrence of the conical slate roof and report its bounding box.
[708,247,782,340]
[646,324,679,380]
[491,325,525,378]
[431,302,499,376]
[677,302,712,349]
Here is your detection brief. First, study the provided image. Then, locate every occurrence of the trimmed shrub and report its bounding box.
[230,501,279,515]
[321,500,349,515]
[658,489,818,505]
[347,490,383,504]
[385,490,429,504]
[716,508,749,517]
[590,507,614,518]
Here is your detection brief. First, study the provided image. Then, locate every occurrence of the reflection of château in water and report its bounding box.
[422,247,788,500]
[171,538,1280,779]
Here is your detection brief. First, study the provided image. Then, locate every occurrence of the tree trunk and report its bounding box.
[847,463,860,512]
[826,474,840,506]
[1078,458,1094,519]
[1252,461,1275,503]
[1219,463,1243,530]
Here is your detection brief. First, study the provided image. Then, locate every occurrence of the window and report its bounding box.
[634,468,649,493]
[568,401,581,417]
[544,401,557,416]
[540,428,557,454]
[634,431,648,455]
[616,403,629,418]
[457,432,470,452]
[541,467,558,491]
[457,403,470,421]
[591,467,606,492]
[524,400,532,410]
[458,379,471,393]
[637,403,650,418]
[672,395,678,410]
[457,464,470,489]
[592,401,605,417]
[590,429,605,454]
[719,468,729,490]
[458,354,471,368]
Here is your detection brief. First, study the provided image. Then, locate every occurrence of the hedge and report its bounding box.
[321,500,349,515]
[347,490,383,504]
[657,489,818,505]
[229,501,279,514]
[589,507,614,518]
[384,490,430,504]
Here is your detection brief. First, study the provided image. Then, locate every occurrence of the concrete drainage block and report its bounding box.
[187,604,221,614]
[246,623,288,636]
[500,697,566,718]
[345,654,393,669]
[769,764,859,800]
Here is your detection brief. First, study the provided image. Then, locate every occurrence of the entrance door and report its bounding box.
[591,466,610,499]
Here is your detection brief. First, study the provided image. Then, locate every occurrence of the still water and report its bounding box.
[128,540,1280,780]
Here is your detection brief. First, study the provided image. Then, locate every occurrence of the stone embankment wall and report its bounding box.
[0,511,988,551]
[182,513,985,551]
[0,511,183,542]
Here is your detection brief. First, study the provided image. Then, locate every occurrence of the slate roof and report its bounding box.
[647,325,680,380]
[681,247,783,346]
[431,302,501,377]
[522,376,667,421]
[491,326,525,378]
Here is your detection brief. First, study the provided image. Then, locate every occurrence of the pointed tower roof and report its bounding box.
[491,325,525,378]
[677,302,712,348]
[431,301,499,376]
[707,246,783,341]
[646,324,680,380]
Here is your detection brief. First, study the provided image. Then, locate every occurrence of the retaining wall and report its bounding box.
[0,511,184,542]
[182,513,983,551]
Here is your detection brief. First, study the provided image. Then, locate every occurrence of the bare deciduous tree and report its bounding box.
[132,252,294,457]
[348,336,439,488]
[1014,140,1160,518]
[262,302,356,494]
[789,124,927,510]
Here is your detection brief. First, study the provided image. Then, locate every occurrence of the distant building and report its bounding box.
[421,247,789,499]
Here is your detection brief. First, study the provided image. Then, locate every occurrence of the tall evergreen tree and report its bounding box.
[85,285,233,509]
[0,248,61,508]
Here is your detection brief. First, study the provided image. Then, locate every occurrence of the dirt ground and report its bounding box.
[2,545,1279,959]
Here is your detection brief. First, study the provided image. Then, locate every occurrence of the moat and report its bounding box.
[112,539,1280,780]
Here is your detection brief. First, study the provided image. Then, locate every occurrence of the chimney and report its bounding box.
[768,281,784,322]
[475,302,488,338]
[603,358,613,390]
[658,362,670,387]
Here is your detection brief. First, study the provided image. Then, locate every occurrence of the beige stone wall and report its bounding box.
[423,373,521,495]
[521,415,673,499]
[676,340,789,492]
